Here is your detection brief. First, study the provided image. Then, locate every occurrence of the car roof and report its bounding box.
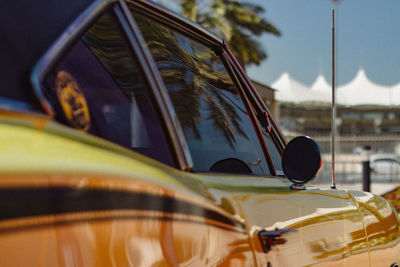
[370,154,400,161]
[1,0,95,111]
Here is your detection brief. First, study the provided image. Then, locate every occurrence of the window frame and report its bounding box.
[224,45,287,153]
[30,0,288,176]
[125,0,286,176]
[223,46,287,176]
[218,50,276,176]
[30,0,192,171]
[124,0,287,158]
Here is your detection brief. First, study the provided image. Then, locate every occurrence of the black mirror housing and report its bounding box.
[282,136,322,184]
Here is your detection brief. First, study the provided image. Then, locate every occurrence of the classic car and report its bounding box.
[1,0,399,266]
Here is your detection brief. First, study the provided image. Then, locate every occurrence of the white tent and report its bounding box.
[390,83,400,106]
[272,73,313,103]
[336,69,391,106]
[271,69,396,106]
[310,75,331,103]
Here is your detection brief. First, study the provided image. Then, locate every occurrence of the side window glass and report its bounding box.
[42,11,174,166]
[131,12,271,176]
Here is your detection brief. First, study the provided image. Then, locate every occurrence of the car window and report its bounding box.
[131,12,271,176]
[42,11,174,166]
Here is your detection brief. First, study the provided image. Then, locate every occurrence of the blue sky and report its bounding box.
[246,0,400,87]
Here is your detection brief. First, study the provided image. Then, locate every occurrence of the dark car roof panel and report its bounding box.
[1,0,224,113]
[0,0,95,110]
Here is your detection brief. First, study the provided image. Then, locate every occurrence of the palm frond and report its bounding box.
[229,28,267,66]
[175,0,280,67]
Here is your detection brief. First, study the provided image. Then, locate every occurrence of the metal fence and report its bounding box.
[313,154,400,184]
[314,159,361,184]
[313,135,400,154]
[284,134,400,185]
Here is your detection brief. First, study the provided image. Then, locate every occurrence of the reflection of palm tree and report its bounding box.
[178,0,280,68]
[133,13,248,148]
[82,14,143,97]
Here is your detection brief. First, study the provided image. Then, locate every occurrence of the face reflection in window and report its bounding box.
[132,12,271,175]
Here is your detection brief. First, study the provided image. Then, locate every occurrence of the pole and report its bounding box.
[362,145,371,192]
[331,9,336,189]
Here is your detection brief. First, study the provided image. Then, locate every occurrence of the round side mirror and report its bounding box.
[282,136,321,184]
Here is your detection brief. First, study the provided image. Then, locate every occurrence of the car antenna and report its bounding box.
[331,7,337,189]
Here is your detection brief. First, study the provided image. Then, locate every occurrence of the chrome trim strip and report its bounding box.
[118,0,193,171]
[223,44,287,149]
[220,51,276,176]
[30,0,117,116]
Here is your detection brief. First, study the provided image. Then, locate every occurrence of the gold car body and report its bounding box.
[0,0,399,266]
[0,111,399,266]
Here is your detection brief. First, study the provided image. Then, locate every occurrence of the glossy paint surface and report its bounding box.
[0,179,252,266]
[1,113,400,266]
[0,115,254,266]
[198,175,373,266]
[349,190,400,267]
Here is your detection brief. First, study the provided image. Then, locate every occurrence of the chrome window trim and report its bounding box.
[31,0,117,116]
[226,58,286,154]
[223,44,287,152]
[30,0,192,171]
[219,51,276,176]
[117,0,193,171]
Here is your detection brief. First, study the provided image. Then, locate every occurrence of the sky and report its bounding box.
[245,0,400,87]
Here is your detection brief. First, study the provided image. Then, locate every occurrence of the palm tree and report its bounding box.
[178,0,280,68]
